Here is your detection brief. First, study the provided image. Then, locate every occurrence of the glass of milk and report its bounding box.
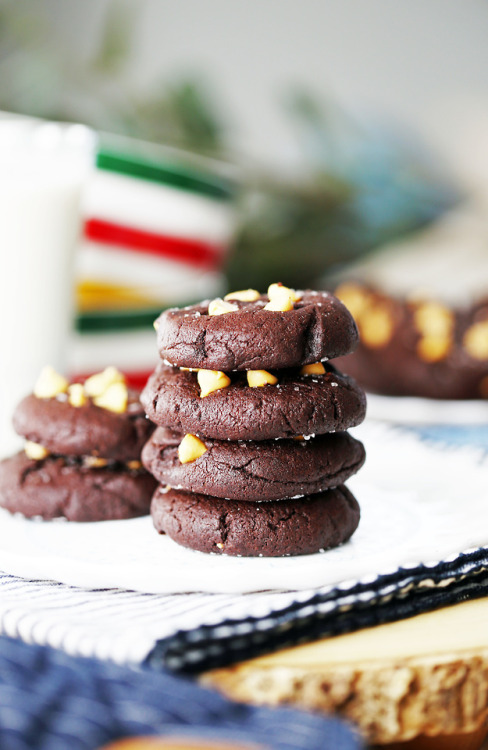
[0,116,95,456]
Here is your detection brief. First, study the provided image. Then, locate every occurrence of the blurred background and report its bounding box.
[2,0,488,451]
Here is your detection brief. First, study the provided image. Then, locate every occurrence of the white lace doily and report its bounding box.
[0,422,486,593]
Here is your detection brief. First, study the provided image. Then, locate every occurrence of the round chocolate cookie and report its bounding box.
[151,484,360,556]
[141,361,366,441]
[13,390,154,461]
[155,290,358,371]
[0,452,157,521]
[142,427,365,501]
[334,283,488,399]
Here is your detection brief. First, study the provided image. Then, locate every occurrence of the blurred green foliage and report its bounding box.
[228,90,456,289]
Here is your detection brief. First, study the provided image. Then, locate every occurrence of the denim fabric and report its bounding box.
[0,635,362,750]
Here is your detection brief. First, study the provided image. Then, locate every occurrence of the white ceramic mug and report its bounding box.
[0,116,94,456]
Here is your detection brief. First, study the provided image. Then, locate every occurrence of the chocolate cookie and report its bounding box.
[0,452,157,521]
[13,390,154,461]
[151,484,360,556]
[142,427,365,501]
[155,290,358,371]
[334,283,488,399]
[141,361,366,441]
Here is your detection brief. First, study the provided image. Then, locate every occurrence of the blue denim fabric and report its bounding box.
[0,635,362,750]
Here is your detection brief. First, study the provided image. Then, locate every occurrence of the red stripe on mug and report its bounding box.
[85,219,226,270]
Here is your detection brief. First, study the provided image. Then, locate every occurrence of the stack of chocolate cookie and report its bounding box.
[141,284,366,557]
[0,366,157,521]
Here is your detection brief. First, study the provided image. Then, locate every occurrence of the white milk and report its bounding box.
[0,118,94,456]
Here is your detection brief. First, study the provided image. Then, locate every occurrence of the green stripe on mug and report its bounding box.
[96,149,235,201]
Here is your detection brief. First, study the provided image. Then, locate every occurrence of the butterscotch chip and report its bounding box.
[24,441,49,460]
[208,299,238,316]
[68,383,87,408]
[224,289,260,302]
[84,456,109,469]
[84,367,125,398]
[93,382,128,414]
[264,284,297,312]
[335,283,370,321]
[414,302,453,337]
[247,370,278,388]
[197,369,231,398]
[177,434,207,464]
[300,362,326,376]
[464,321,488,360]
[33,366,69,399]
[267,283,300,302]
[359,306,394,348]
[263,297,294,312]
[417,336,451,363]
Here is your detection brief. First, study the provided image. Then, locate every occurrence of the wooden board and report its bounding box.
[202,599,488,746]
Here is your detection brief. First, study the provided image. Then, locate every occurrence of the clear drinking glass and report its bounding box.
[0,116,95,455]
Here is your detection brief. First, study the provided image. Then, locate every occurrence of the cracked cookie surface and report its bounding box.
[142,362,366,441]
[155,290,359,371]
[151,484,360,556]
[0,452,157,521]
[142,427,365,501]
